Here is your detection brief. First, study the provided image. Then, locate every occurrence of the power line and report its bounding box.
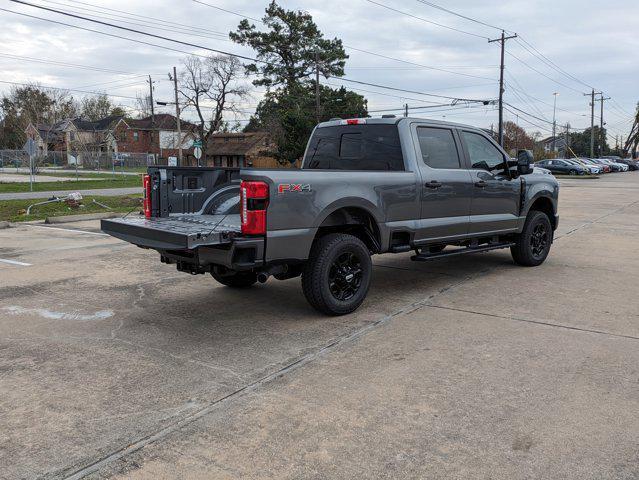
[7,0,261,62]
[364,0,490,39]
[191,0,497,81]
[192,0,261,23]
[3,3,495,105]
[415,0,508,32]
[505,50,585,94]
[30,0,231,41]
[0,79,139,99]
[66,0,230,37]
[340,45,495,80]
[0,52,148,75]
[0,7,217,60]
[515,37,594,91]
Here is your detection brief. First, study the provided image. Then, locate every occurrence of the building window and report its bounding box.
[133,131,139,141]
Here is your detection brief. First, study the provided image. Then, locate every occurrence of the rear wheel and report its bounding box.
[302,233,372,316]
[511,210,552,267]
[211,269,257,288]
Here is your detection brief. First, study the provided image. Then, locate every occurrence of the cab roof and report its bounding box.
[317,116,482,131]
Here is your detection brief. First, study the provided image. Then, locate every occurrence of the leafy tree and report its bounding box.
[79,93,124,121]
[230,1,347,88]
[245,83,367,162]
[0,84,77,148]
[502,120,534,154]
[568,126,609,157]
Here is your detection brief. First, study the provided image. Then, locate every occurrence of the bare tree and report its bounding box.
[175,55,249,145]
[135,91,153,118]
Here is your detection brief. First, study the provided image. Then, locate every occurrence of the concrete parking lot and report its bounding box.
[1,173,638,480]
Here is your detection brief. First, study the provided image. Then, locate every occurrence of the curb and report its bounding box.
[45,212,122,224]
[0,221,9,229]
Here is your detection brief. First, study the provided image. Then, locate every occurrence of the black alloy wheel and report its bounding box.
[328,252,363,301]
[530,222,550,259]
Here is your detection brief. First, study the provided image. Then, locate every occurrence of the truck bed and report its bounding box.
[101,214,241,250]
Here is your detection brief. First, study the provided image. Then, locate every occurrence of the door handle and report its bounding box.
[425,180,442,189]
[474,180,487,188]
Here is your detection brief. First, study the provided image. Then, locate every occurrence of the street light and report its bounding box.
[552,92,559,153]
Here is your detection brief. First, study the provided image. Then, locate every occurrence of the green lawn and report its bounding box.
[0,175,142,193]
[0,194,143,222]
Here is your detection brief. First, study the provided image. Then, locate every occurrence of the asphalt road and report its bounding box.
[1,173,638,479]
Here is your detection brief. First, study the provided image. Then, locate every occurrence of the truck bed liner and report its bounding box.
[101,214,241,250]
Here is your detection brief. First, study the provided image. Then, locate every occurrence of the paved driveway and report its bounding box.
[0,173,638,479]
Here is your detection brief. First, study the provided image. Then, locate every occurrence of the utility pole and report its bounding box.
[564,123,570,158]
[488,30,517,147]
[315,51,321,124]
[404,104,409,118]
[584,89,601,158]
[147,75,155,126]
[551,92,559,153]
[597,94,610,157]
[172,66,183,165]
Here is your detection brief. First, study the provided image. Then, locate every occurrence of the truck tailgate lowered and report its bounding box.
[101,214,241,250]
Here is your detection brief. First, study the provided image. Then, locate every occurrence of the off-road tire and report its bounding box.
[511,210,553,267]
[211,270,257,288]
[302,233,372,316]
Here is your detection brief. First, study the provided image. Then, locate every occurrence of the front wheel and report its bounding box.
[511,210,553,267]
[569,170,577,176]
[302,233,372,316]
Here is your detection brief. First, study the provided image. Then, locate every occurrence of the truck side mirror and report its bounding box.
[517,150,534,175]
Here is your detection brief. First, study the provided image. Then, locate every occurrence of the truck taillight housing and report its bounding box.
[240,180,269,235]
[143,174,151,218]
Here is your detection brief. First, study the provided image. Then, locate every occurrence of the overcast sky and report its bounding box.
[1,0,637,141]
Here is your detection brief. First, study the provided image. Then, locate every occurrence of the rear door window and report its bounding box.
[305,124,404,171]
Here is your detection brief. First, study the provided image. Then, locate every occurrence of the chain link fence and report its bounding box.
[0,149,167,174]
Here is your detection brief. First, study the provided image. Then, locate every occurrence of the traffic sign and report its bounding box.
[193,146,202,160]
[24,138,37,157]
[193,140,203,148]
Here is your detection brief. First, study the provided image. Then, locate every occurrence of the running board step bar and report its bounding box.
[411,242,515,262]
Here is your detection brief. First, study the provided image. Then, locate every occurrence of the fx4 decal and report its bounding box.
[278,183,311,194]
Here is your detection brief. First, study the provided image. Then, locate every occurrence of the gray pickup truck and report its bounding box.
[102,117,559,315]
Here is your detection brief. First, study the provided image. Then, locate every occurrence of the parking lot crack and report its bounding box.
[423,304,639,342]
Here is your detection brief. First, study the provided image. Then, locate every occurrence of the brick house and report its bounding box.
[205,132,282,168]
[115,114,197,161]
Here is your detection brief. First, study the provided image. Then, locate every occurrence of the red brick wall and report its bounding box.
[113,123,194,160]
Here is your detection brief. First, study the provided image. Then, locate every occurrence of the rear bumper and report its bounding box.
[101,216,264,271]
[159,238,265,272]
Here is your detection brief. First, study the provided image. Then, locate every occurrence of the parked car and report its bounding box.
[571,158,603,174]
[102,117,559,315]
[585,158,612,173]
[565,159,599,174]
[613,158,639,171]
[599,158,628,172]
[537,159,587,175]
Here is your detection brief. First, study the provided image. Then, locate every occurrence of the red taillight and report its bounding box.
[240,180,269,235]
[143,174,151,218]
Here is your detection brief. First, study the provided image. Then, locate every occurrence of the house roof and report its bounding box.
[128,114,197,131]
[206,132,270,156]
[34,123,64,143]
[73,115,125,131]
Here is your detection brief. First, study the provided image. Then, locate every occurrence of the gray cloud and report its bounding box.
[0,0,637,138]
